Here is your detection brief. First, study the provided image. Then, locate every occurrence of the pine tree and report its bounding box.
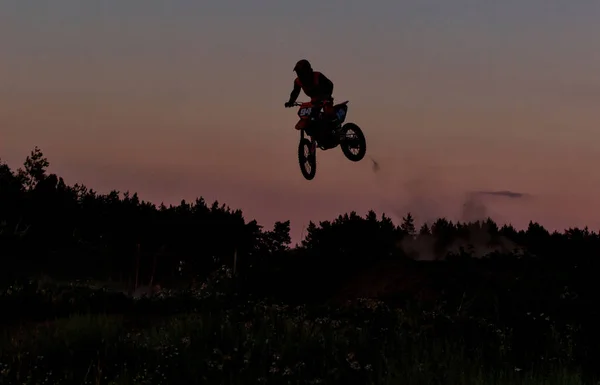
[401,212,416,237]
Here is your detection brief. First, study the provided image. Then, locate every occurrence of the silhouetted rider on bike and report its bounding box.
[284,59,336,131]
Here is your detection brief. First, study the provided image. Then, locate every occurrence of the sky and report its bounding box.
[2,0,600,242]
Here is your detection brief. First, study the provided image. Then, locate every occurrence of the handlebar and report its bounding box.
[285,100,329,108]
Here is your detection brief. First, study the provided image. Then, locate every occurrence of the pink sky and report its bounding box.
[2,1,600,243]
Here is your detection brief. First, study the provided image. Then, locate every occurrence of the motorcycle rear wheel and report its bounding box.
[340,123,366,162]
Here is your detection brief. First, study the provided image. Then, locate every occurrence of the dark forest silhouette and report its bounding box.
[2,147,600,380]
[2,147,600,292]
[2,147,599,283]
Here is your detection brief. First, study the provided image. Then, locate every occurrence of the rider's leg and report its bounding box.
[307,97,334,121]
[308,98,321,120]
[323,99,334,120]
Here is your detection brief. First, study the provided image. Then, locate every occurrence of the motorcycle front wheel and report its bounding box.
[298,138,317,180]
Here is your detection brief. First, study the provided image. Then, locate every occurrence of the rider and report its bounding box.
[284,59,336,130]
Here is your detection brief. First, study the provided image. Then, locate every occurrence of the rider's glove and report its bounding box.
[284,101,293,108]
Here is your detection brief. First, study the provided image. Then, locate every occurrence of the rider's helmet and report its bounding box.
[294,59,313,82]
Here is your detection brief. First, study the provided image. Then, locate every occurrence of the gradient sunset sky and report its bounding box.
[2,1,600,242]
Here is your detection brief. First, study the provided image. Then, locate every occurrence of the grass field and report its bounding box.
[1,279,590,385]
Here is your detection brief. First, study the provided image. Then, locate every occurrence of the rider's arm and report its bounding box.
[288,80,301,103]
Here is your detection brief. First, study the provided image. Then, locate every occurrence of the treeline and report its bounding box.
[0,147,292,284]
[2,147,600,298]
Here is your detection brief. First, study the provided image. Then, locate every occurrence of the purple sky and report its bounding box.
[2,1,600,243]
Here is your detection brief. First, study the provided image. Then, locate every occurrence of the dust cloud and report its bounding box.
[368,156,527,260]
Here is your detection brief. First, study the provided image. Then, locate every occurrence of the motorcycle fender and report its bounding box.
[295,119,309,130]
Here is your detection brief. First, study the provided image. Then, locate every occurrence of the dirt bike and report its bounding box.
[288,100,366,180]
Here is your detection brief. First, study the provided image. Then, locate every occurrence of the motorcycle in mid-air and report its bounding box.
[287,100,366,180]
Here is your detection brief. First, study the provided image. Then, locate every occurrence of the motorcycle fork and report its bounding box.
[301,128,317,154]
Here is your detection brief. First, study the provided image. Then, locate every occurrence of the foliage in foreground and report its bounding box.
[0,270,590,385]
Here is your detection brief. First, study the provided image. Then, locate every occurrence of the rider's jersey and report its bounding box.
[293,71,334,100]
